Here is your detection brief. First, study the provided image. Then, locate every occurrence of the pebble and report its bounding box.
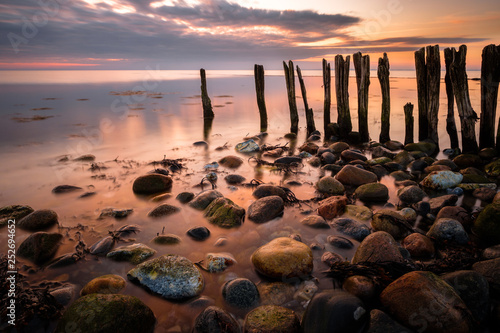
[187,226,211,241]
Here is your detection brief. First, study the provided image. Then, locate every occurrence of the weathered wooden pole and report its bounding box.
[200,68,214,119]
[323,59,331,136]
[444,48,460,149]
[254,64,268,132]
[296,65,316,136]
[404,102,414,145]
[283,60,299,134]
[335,55,352,139]
[479,44,500,149]
[450,45,479,154]
[415,48,428,141]
[378,53,391,143]
[426,45,441,146]
[353,52,370,142]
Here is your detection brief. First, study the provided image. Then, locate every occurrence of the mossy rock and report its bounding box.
[345,205,373,221]
[367,157,392,165]
[315,176,345,195]
[354,183,388,203]
[80,274,126,296]
[473,201,500,246]
[0,205,34,228]
[461,174,493,184]
[204,197,245,228]
[55,294,155,333]
[485,159,500,177]
[244,305,300,333]
[152,234,181,245]
[106,243,156,264]
[404,141,437,156]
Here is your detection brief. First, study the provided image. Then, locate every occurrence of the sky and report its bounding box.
[0,0,498,70]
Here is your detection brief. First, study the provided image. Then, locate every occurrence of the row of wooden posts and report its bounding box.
[200,44,500,154]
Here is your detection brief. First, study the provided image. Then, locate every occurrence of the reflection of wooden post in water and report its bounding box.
[200,68,214,119]
[444,48,460,149]
[353,52,370,142]
[296,65,316,136]
[323,59,331,137]
[283,60,299,134]
[335,55,352,139]
[203,117,213,142]
[404,103,414,145]
[450,45,479,154]
[426,45,441,146]
[479,44,500,149]
[254,64,268,132]
[378,53,391,143]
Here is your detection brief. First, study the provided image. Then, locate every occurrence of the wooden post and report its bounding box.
[254,64,268,132]
[479,44,500,149]
[200,68,214,119]
[353,52,370,142]
[335,55,352,139]
[450,45,479,154]
[404,102,414,145]
[296,65,316,136]
[283,60,299,134]
[415,48,428,141]
[323,59,331,136]
[444,48,460,149]
[426,45,441,146]
[378,53,391,143]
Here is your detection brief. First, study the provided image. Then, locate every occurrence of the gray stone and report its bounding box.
[222,278,260,309]
[330,217,370,241]
[300,215,330,229]
[315,176,345,195]
[420,171,463,190]
[427,218,469,244]
[189,190,224,210]
[247,196,284,223]
[397,185,427,203]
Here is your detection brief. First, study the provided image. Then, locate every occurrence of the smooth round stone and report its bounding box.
[224,174,246,184]
[315,176,345,195]
[153,234,181,245]
[0,205,34,228]
[343,275,376,301]
[318,196,349,220]
[354,183,389,203]
[321,152,337,165]
[17,209,58,231]
[397,185,427,204]
[472,201,500,246]
[329,141,350,153]
[420,171,463,190]
[193,306,240,333]
[204,197,245,228]
[80,274,126,296]
[176,191,195,203]
[218,155,243,168]
[330,217,370,241]
[132,174,172,194]
[371,209,412,239]
[483,244,500,260]
[335,165,378,187]
[473,187,497,202]
[308,156,321,167]
[399,208,417,222]
[187,226,211,241]
[189,190,224,210]
[18,232,63,265]
[252,185,287,200]
[247,196,284,223]
[327,235,354,249]
[222,278,260,309]
[147,204,180,218]
[300,215,330,229]
[345,205,373,221]
[427,218,469,245]
[244,305,300,333]
[106,243,156,264]
[299,141,319,154]
[321,251,344,266]
[402,233,435,258]
[372,145,396,159]
[341,149,367,162]
[352,231,404,264]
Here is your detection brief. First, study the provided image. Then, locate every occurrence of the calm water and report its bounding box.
[0,69,491,331]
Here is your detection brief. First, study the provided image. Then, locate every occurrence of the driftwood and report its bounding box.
[479,44,500,149]
[283,60,299,134]
[378,53,391,143]
[323,59,332,136]
[335,55,352,139]
[254,64,268,132]
[450,45,479,154]
[426,45,441,146]
[353,52,370,142]
[296,65,316,135]
[415,48,428,141]
[200,68,214,119]
[444,48,460,149]
[404,102,414,145]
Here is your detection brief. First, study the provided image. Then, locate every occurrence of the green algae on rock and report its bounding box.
[80,274,126,296]
[107,243,156,264]
[204,197,245,228]
[244,305,300,333]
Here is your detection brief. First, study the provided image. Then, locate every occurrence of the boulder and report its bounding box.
[193,306,240,333]
[132,174,172,194]
[371,146,396,159]
[222,278,260,309]
[435,206,471,228]
[342,275,376,302]
[385,140,404,151]
[335,165,378,187]
[244,305,300,333]
[218,155,243,168]
[321,251,344,266]
[397,185,427,203]
[317,196,348,220]
[329,141,350,153]
[147,204,180,218]
[299,141,319,154]
[352,231,404,264]
[204,197,245,228]
[247,196,284,223]
[315,176,345,195]
[106,243,156,264]
[127,254,204,300]
[354,183,389,203]
[17,209,58,231]
[427,218,469,245]
[189,190,224,210]
[80,274,126,296]
[330,218,370,241]
[251,237,313,279]
[393,150,415,168]
[420,171,463,190]
[18,232,63,265]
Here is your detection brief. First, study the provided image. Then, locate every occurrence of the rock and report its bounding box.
[73,154,95,161]
[128,254,203,300]
[189,190,224,210]
[354,183,389,203]
[299,141,319,154]
[52,185,82,193]
[329,141,350,153]
[204,197,245,228]
[55,294,155,333]
[132,174,172,194]
[17,209,58,231]
[385,140,404,151]
[453,153,483,169]
[300,215,329,229]
[335,165,378,187]
[321,163,343,174]
[472,257,500,295]
[367,157,392,165]
[203,252,236,272]
[424,165,451,173]
[99,208,133,219]
[193,140,208,147]
[404,141,437,156]
[80,274,126,296]
[147,204,180,218]
[244,305,300,333]
[251,237,313,279]
[89,236,115,256]
[315,176,345,195]
[235,139,259,153]
[327,235,354,249]
[409,159,429,173]
[366,309,413,333]
[413,201,431,216]
[433,159,459,171]
[435,206,471,227]
[50,285,77,306]
[301,290,367,333]
[343,275,376,302]
[275,156,302,165]
[389,171,411,181]
[321,251,344,266]
[263,148,284,157]
[193,306,240,333]
[393,150,415,167]
[341,149,367,162]
[284,132,297,140]
[321,152,337,165]
[380,271,471,333]
[107,243,156,264]
[317,196,348,220]
[495,191,500,203]
[371,209,413,239]
[176,191,194,203]
[485,159,500,177]
[473,187,497,202]
[330,217,370,241]
[247,196,284,223]
[479,147,498,160]
[372,146,396,159]
[442,270,490,324]
[352,231,404,264]
[219,155,243,168]
[18,232,63,264]
[225,174,246,184]
[153,234,180,245]
[402,233,435,258]
[252,185,287,201]
[483,244,500,259]
[399,207,417,222]
[345,205,373,221]
[187,226,211,241]
[308,156,321,167]
[257,282,295,306]
[150,193,172,202]
[428,194,458,215]
[427,218,469,244]
[420,171,463,190]
[222,278,260,308]
[0,205,34,228]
